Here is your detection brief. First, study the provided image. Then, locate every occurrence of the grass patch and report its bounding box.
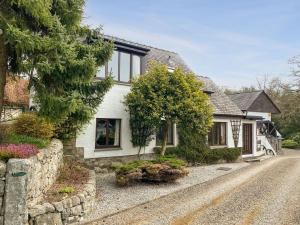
[58,186,75,194]
[5,133,49,149]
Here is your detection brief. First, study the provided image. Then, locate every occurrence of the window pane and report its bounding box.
[120,52,130,82]
[156,123,174,146]
[96,119,121,147]
[107,119,120,146]
[208,122,227,146]
[96,119,107,145]
[132,55,141,78]
[107,51,119,80]
[96,65,105,78]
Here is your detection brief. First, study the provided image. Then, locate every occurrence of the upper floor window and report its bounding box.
[96,50,142,83]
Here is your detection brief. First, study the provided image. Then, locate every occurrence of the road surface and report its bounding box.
[86,150,300,225]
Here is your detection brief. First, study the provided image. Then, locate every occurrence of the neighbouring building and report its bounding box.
[229,90,282,155]
[72,35,273,165]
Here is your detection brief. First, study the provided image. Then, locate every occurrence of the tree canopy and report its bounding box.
[125,62,214,155]
[0,0,114,138]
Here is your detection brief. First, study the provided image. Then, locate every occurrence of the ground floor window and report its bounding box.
[156,123,174,146]
[208,122,227,146]
[95,119,121,148]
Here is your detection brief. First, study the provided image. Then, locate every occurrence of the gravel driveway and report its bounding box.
[79,162,248,224]
[83,150,300,225]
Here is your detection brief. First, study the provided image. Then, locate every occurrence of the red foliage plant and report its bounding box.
[0,144,39,161]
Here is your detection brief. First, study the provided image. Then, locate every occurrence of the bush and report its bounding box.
[12,113,54,139]
[282,139,299,149]
[5,133,50,149]
[0,124,12,144]
[203,148,241,164]
[162,146,241,164]
[0,144,39,161]
[292,133,300,145]
[115,156,188,186]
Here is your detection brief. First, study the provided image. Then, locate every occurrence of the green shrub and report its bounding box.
[282,139,299,149]
[115,156,188,186]
[292,133,300,145]
[222,148,241,162]
[151,156,187,169]
[203,148,241,164]
[58,186,75,194]
[6,133,50,149]
[0,124,12,144]
[12,113,54,139]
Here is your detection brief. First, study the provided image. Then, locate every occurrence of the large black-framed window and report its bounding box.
[156,123,174,146]
[95,118,121,149]
[208,122,227,146]
[96,50,142,83]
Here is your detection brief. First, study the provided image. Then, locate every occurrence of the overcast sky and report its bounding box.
[83,0,300,88]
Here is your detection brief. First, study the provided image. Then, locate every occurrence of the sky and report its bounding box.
[83,0,300,88]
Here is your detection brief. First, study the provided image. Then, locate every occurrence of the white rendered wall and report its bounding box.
[247,111,271,120]
[212,117,257,156]
[75,84,178,159]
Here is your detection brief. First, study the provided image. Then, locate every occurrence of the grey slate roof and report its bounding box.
[228,91,264,111]
[105,35,243,116]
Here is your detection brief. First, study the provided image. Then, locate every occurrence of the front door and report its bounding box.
[243,123,253,154]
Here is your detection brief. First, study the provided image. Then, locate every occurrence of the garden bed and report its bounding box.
[43,163,90,203]
[114,156,188,186]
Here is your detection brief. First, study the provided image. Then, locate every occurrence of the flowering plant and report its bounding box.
[0,144,39,161]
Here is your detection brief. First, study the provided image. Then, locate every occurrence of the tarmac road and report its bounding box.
[86,150,300,225]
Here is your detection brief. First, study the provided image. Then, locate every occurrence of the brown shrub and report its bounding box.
[12,113,54,139]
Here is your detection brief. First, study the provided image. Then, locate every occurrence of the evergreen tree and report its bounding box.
[0,0,114,138]
[125,62,213,155]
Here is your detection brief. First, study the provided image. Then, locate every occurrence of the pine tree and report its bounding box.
[0,0,114,138]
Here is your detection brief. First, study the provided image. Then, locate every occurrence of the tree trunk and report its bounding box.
[0,33,7,121]
[160,122,169,156]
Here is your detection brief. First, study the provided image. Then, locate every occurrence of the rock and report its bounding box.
[34,213,63,225]
[43,203,55,213]
[0,162,6,177]
[28,205,46,217]
[71,205,82,216]
[77,193,85,203]
[62,198,72,208]
[52,202,63,212]
[71,196,80,206]
[0,216,3,225]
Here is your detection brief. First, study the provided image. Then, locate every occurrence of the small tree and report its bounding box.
[125,62,213,156]
[0,0,114,138]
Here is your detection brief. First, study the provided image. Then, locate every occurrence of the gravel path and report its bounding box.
[83,151,300,225]
[79,162,248,224]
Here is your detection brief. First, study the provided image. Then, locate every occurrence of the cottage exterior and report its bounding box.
[74,35,265,162]
[229,91,282,155]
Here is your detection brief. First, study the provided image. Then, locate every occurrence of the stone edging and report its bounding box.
[28,170,96,225]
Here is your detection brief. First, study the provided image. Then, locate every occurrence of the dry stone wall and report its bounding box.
[28,171,96,225]
[1,139,64,225]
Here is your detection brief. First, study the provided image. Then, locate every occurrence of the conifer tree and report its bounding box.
[0,0,114,138]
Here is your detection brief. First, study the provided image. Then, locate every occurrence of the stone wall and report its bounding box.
[27,140,64,206]
[2,139,64,225]
[28,171,96,225]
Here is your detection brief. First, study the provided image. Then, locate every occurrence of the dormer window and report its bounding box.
[96,50,142,83]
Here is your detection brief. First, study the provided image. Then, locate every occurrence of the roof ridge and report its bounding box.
[228,90,263,95]
[103,34,178,54]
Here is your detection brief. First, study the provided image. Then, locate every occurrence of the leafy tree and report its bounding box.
[0,0,114,138]
[125,62,213,156]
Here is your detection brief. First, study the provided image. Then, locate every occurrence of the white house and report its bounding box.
[74,35,268,164]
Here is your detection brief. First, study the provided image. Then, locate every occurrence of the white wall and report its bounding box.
[76,84,178,159]
[247,111,271,120]
[212,117,257,156]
